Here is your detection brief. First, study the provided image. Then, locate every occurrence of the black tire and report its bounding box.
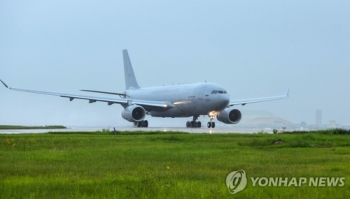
[186,121,190,128]
[211,122,215,128]
[143,120,148,127]
[137,122,141,127]
[197,121,201,128]
[190,121,195,128]
[207,122,211,128]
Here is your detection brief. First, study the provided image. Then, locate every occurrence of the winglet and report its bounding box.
[0,79,9,88]
[285,89,290,97]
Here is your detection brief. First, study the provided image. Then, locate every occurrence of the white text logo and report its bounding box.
[226,170,247,194]
[226,170,346,194]
[251,177,345,187]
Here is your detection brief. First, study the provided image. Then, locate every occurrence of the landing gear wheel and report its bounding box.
[207,122,212,128]
[190,121,195,128]
[135,120,149,128]
[143,120,148,127]
[186,115,202,128]
[207,122,215,128]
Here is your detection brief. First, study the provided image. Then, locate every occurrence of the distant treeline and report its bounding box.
[282,128,350,135]
[0,125,66,130]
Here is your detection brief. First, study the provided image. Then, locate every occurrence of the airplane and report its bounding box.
[0,49,289,128]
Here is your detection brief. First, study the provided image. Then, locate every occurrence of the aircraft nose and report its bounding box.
[223,94,229,106]
[219,94,230,108]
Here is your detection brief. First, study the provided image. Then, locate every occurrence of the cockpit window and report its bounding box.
[212,90,228,94]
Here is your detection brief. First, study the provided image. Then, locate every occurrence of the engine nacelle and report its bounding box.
[217,108,242,124]
[122,105,146,122]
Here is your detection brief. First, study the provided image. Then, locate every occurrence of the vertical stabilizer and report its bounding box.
[123,49,140,89]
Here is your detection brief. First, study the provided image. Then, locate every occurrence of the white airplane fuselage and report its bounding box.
[126,82,230,117]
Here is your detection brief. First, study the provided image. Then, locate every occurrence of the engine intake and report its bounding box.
[122,105,146,122]
[217,108,241,124]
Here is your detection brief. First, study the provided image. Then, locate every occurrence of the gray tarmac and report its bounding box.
[114,127,258,134]
[0,126,263,134]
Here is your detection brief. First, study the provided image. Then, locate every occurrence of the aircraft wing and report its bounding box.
[229,89,289,106]
[0,80,174,108]
[80,89,127,97]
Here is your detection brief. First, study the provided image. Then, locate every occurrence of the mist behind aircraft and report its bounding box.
[0,1,349,127]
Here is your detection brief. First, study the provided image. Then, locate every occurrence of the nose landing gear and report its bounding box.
[207,121,215,128]
[207,112,217,128]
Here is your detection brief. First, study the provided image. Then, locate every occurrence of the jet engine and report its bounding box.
[122,105,146,122]
[217,108,242,124]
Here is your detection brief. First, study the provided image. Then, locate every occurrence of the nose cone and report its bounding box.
[223,94,230,106]
[217,94,230,110]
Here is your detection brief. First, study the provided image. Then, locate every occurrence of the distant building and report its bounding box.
[232,110,296,130]
[239,110,274,122]
[241,116,295,129]
[329,120,337,128]
[316,110,322,126]
[344,122,350,129]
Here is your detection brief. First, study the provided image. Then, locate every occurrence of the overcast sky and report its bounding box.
[1,1,349,127]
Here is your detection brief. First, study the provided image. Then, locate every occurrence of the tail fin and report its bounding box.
[123,49,140,90]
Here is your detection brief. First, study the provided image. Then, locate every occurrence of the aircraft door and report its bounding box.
[195,86,206,113]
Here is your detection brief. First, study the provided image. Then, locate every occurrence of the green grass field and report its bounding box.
[1,130,350,198]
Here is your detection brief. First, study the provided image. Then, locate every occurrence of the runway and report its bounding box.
[0,126,264,134]
[114,127,259,134]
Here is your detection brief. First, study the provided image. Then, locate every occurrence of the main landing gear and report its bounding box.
[134,120,148,127]
[185,114,217,128]
[186,115,201,128]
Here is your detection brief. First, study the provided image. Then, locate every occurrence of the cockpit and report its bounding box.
[211,90,227,94]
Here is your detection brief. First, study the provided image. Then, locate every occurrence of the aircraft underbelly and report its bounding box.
[150,107,189,117]
[150,102,209,117]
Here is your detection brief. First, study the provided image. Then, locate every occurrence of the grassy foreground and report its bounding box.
[1,131,350,199]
